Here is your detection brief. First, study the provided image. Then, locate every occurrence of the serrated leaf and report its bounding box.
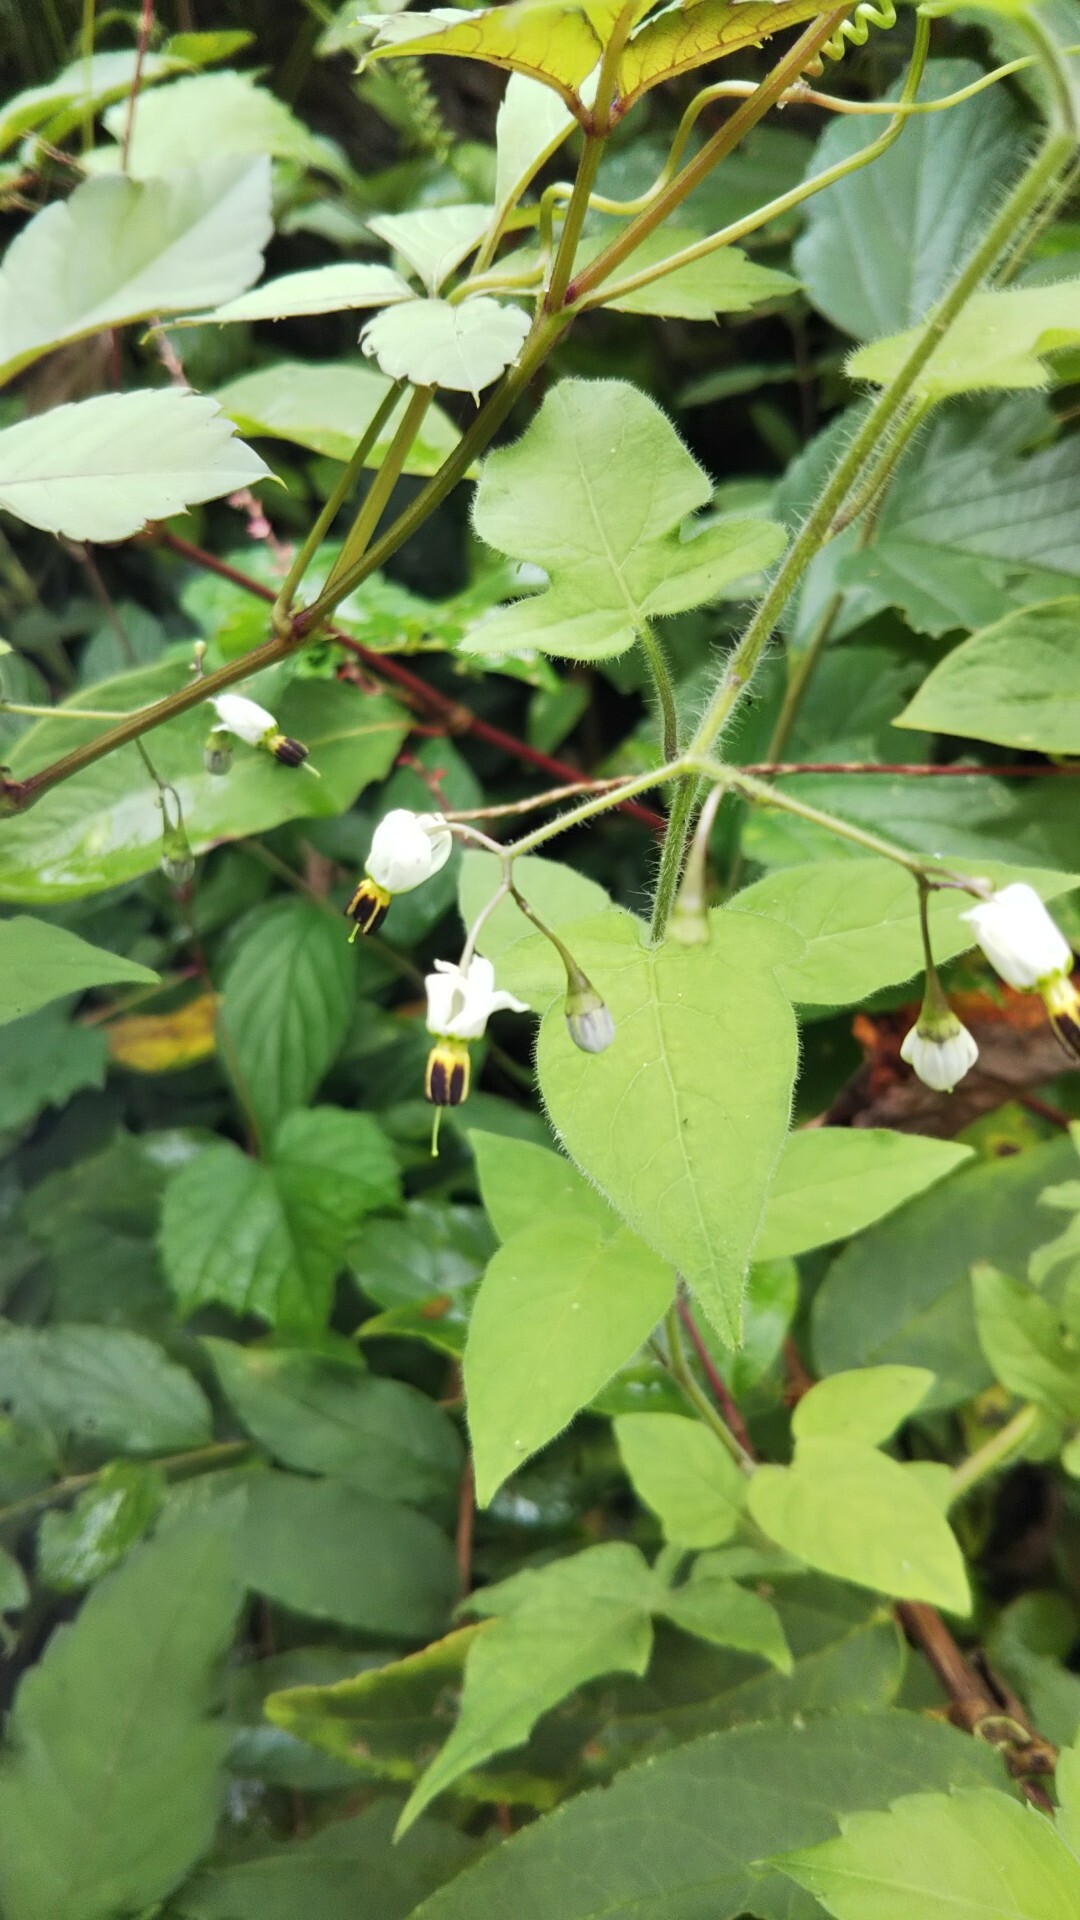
[360,1,651,114]
[0,1324,211,1455]
[239,1471,458,1638]
[839,400,1080,639]
[368,205,493,294]
[5,922,120,1037]
[792,1366,935,1447]
[161,1106,400,1330]
[756,1129,973,1260]
[465,1215,674,1504]
[895,597,1080,752]
[794,61,1026,343]
[599,232,797,320]
[361,296,531,397]
[850,278,1080,397]
[748,1440,971,1613]
[183,260,413,324]
[405,1712,1005,1920]
[0,159,271,387]
[37,1461,165,1592]
[0,391,268,542]
[399,1543,656,1832]
[972,1262,1080,1423]
[214,359,464,472]
[217,897,357,1141]
[0,1504,241,1920]
[467,379,785,661]
[776,1787,1080,1919]
[205,1339,463,1509]
[536,908,800,1345]
[0,666,408,903]
[616,0,829,109]
[733,857,1078,1008]
[812,1135,1080,1411]
[615,1411,747,1547]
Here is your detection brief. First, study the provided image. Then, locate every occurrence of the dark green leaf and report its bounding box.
[0,917,157,1025]
[36,1461,165,1591]
[406,1711,1004,1920]
[0,1503,242,1920]
[0,1323,212,1455]
[238,1471,458,1638]
[205,1339,463,1509]
[217,897,357,1141]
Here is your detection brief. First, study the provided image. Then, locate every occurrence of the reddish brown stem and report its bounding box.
[120,0,155,172]
[159,532,666,829]
[677,1295,756,1458]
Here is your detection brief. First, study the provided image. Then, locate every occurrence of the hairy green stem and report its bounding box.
[950,1403,1041,1502]
[638,620,680,763]
[650,775,698,942]
[689,124,1075,763]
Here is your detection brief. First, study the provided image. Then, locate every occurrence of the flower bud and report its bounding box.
[425,1038,471,1106]
[160,819,196,888]
[565,968,615,1053]
[203,731,232,776]
[899,1008,978,1093]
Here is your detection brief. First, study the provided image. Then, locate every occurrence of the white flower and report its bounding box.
[210,692,277,747]
[425,956,528,1041]
[366,809,452,894]
[961,883,1072,990]
[900,1016,979,1093]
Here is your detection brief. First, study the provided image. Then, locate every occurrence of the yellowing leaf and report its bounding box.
[617,0,829,110]
[106,993,220,1073]
[360,0,652,116]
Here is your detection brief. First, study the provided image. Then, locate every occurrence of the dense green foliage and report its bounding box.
[3,1,1080,1915]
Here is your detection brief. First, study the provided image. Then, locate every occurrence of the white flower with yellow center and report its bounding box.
[961,882,1080,1058]
[900,1010,979,1093]
[424,956,528,1105]
[345,808,453,937]
[208,692,308,768]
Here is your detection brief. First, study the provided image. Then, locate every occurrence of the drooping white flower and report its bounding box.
[900,1013,979,1093]
[366,809,452,894]
[210,692,278,747]
[961,883,1073,990]
[425,955,528,1042]
[209,692,309,767]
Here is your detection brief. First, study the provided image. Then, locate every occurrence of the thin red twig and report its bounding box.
[677,1295,756,1458]
[158,532,667,830]
[119,0,155,173]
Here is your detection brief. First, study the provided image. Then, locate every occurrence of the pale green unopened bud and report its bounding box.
[160,820,196,888]
[565,968,615,1054]
[204,730,232,776]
